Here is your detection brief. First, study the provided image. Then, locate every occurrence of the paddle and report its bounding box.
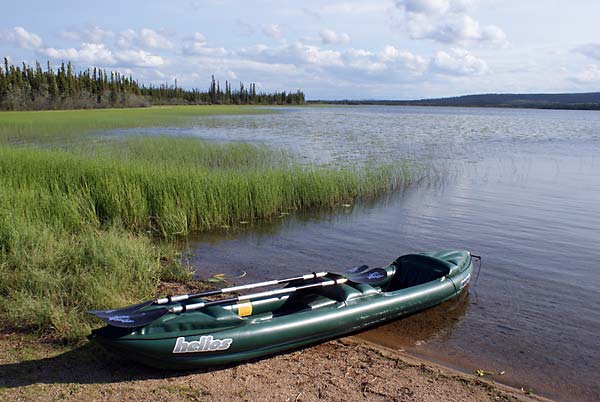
[88,264,369,319]
[93,267,388,329]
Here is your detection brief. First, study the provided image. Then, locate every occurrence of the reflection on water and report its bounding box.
[357,291,471,351]
[122,106,599,402]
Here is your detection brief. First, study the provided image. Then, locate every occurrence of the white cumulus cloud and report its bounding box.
[240,43,343,68]
[58,26,114,44]
[343,48,386,72]
[86,26,114,44]
[298,44,343,66]
[0,27,43,49]
[320,29,351,45]
[238,42,429,83]
[375,45,429,74]
[182,32,228,56]
[115,50,165,67]
[393,0,508,47]
[41,42,165,68]
[183,43,228,56]
[41,43,116,65]
[344,46,428,75]
[430,48,486,75]
[396,50,429,73]
[380,45,399,61]
[117,28,174,50]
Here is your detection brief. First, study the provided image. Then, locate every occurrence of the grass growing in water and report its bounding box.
[0,106,421,342]
[0,105,271,145]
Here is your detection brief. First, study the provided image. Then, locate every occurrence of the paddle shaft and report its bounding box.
[88,266,368,320]
[99,267,385,327]
[156,272,329,304]
[170,278,349,314]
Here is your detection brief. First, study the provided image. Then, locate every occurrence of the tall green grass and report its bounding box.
[0,143,405,236]
[0,106,421,342]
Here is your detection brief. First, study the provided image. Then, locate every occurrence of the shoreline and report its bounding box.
[0,327,551,402]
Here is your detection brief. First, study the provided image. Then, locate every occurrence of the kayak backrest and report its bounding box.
[420,250,471,276]
[386,254,452,291]
[317,283,365,302]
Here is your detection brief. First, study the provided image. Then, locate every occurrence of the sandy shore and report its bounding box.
[0,327,551,402]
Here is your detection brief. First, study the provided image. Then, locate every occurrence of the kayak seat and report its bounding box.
[348,283,381,296]
[273,280,382,316]
[317,281,381,301]
[421,250,471,276]
[203,306,243,324]
[273,293,337,316]
[386,254,451,291]
[316,283,363,302]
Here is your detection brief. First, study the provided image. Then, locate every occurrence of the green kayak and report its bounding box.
[90,250,474,369]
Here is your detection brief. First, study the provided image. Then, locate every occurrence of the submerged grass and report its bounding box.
[0,105,422,342]
[0,105,271,145]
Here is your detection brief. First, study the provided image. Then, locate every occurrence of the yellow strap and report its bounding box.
[237,302,253,317]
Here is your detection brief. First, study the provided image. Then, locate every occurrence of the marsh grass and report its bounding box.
[0,105,422,342]
[0,105,271,145]
[0,142,406,236]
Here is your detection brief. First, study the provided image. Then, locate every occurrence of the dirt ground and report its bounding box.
[0,328,551,402]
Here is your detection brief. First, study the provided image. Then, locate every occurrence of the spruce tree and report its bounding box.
[0,57,305,110]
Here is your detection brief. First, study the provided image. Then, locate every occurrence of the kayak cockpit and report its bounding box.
[384,250,472,291]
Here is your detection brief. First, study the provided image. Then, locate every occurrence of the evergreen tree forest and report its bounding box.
[0,58,305,110]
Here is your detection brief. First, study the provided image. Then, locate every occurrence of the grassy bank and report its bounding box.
[0,106,419,342]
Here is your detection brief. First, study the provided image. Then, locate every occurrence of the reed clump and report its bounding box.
[0,142,406,237]
[0,106,420,342]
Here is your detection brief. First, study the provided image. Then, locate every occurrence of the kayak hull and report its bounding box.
[91,250,473,369]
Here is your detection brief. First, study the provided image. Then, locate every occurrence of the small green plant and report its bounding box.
[521,387,534,396]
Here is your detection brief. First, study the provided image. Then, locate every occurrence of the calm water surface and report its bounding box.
[123,106,600,402]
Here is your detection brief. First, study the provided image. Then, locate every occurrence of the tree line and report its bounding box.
[0,58,305,110]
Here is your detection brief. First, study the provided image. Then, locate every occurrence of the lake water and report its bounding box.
[123,106,600,401]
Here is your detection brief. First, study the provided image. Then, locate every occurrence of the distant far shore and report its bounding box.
[309,92,600,111]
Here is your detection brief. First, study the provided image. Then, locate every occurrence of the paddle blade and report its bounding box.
[87,300,154,319]
[343,264,369,274]
[347,268,390,285]
[92,307,169,328]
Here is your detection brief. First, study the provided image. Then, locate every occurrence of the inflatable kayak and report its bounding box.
[89,250,474,369]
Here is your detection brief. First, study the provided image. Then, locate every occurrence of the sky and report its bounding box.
[1,0,600,99]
